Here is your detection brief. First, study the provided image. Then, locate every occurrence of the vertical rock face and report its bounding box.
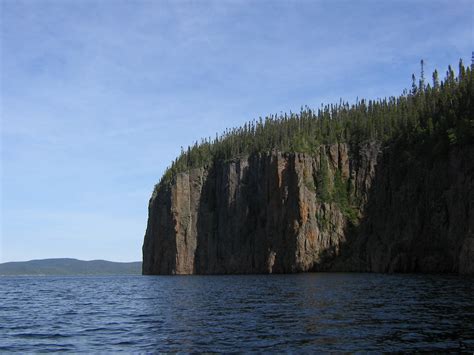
[338,143,474,274]
[142,142,474,275]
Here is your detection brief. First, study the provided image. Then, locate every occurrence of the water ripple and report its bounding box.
[0,274,473,352]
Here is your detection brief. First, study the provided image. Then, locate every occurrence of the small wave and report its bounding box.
[114,340,137,346]
[13,333,71,339]
[80,327,109,333]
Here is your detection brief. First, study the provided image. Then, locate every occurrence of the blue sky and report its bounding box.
[1,0,472,262]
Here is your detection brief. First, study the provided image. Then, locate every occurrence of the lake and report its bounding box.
[1,273,473,352]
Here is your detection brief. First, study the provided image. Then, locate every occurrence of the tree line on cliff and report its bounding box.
[159,60,473,187]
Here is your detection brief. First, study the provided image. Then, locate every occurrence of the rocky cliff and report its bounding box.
[142,142,474,275]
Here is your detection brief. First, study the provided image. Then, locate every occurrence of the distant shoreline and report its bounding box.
[0,258,142,276]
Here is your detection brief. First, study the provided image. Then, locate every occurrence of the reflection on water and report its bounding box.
[1,273,473,352]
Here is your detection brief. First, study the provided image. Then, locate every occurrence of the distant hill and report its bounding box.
[0,258,142,276]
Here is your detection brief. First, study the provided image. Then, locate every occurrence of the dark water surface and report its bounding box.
[1,273,473,352]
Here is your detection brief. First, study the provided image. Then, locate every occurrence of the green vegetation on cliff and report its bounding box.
[159,60,473,187]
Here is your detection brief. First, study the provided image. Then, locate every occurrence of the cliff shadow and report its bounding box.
[142,183,178,275]
[328,139,472,273]
[193,152,301,274]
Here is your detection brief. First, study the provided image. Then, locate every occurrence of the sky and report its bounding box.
[1,0,472,262]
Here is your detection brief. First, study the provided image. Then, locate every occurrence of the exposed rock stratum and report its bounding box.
[142,142,474,274]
